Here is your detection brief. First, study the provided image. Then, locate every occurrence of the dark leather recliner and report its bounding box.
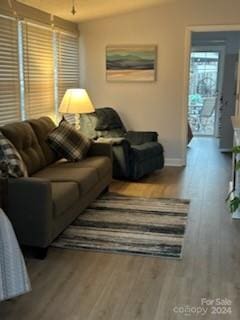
[80,107,164,180]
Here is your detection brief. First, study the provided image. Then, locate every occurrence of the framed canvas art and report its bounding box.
[106,45,157,82]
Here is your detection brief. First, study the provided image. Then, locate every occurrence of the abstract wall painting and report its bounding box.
[106,45,157,82]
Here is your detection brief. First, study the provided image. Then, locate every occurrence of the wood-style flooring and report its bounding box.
[1,137,240,320]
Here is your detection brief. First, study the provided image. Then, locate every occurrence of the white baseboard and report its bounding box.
[165,158,185,167]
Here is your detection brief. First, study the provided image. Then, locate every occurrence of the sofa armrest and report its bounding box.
[125,131,158,144]
[7,177,53,247]
[111,139,132,179]
[88,142,113,161]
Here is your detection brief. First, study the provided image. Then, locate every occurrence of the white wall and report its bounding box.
[79,0,240,164]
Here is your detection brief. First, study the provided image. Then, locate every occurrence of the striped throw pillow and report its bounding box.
[47,121,92,161]
[0,132,28,178]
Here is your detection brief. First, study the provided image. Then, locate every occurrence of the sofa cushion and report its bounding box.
[51,182,79,217]
[29,117,59,166]
[32,166,99,195]
[0,132,28,178]
[131,142,164,162]
[50,156,111,179]
[47,121,92,161]
[1,122,46,175]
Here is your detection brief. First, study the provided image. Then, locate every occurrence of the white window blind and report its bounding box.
[0,15,21,126]
[0,16,80,126]
[22,22,54,119]
[56,31,80,123]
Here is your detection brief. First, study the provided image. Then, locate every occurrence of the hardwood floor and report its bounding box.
[1,137,240,320]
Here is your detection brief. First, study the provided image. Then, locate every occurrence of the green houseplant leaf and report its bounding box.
[227,146,240,213]
[230,196,240,213]
[232,146,240,154]
[236,160,240,171]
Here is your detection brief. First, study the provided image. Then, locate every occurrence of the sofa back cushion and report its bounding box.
[28,117,59,166]
[1,121,46,175]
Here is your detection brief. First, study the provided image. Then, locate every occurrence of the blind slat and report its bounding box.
[0,16,20,126]
[56,32,79,120]
[23,22,54,119]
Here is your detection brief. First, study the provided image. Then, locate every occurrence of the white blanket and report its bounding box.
[0,209,31,301]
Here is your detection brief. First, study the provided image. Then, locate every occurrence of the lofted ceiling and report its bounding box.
[17,0,174,22]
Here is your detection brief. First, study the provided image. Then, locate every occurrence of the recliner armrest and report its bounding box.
[7,177,53,247]
[125,131,158,145]
[88,142,113,161]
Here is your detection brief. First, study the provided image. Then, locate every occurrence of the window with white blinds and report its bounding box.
[56,31,80,123]
[0,14,79,126]
[22,22,54,119]
[0,15,21,126]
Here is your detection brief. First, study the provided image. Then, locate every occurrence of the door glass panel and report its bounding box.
[188,51,219,136]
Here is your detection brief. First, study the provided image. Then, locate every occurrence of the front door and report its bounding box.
[188,46,225,137]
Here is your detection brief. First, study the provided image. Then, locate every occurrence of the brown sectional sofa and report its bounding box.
[1,117,112,256]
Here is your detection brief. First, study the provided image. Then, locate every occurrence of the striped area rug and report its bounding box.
[52,193,189,259]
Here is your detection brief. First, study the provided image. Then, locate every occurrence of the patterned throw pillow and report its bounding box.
[47,121,92,161]
[0,132,28,178]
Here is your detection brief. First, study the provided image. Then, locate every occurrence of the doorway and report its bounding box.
[183,26,240,166]
[188,46,224,137]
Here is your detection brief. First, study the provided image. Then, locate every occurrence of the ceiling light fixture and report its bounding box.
[71,0,76,15]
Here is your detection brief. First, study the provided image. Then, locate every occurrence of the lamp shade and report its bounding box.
[59,89,94,114]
